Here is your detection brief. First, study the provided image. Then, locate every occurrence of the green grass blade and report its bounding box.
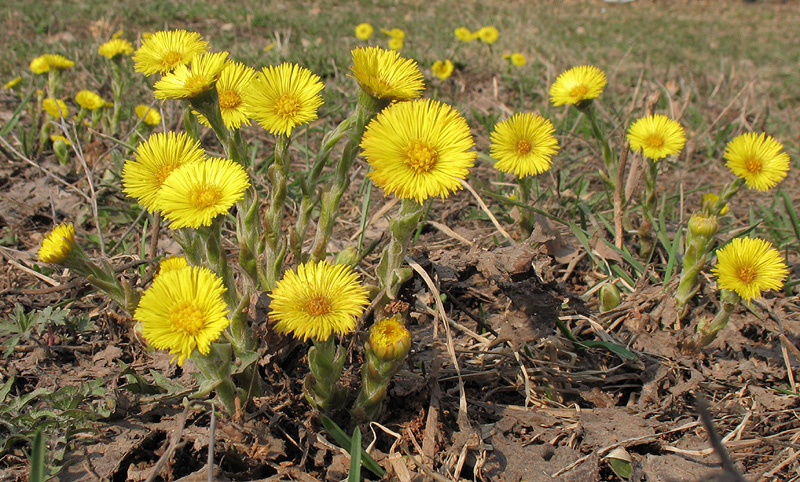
[780,190,800,245]
[29,429,47,482]
[348,426,362,482]
[0,89,34,137]
[319,414,385,477]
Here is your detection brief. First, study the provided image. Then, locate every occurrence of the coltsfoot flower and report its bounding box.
[193,60,256,129]
[154,51,229,99]
[454,27,475,42]
[30,54,74,74]
[361,99,476,203]
[75,90,106,110]
[490,113,559,177]
[712,237,788,301]
[432,60,454,80]
[627,114,686,160]
[355,22,374,40]
[133,30,209,76]
[550,65,607,106]
[369,317,411,362]
[135,105,162,126]
[477,26,499,44]
[136,266,230,365]
[38,223,75,264]
[270,260,369,342]
[4,77,22,90]
[350,46,424,101]
[157,255,189,277]
[98,38,134,59]
[724,132,790,191]
[42,98,69,118]
[510,52,526,66]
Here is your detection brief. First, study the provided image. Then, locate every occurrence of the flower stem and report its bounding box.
[304,336,347,411]
[263,135,291,291]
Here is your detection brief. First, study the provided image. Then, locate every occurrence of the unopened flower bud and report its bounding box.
[688,213,718,238]
[598,283,621,312]
[333,246,360,267]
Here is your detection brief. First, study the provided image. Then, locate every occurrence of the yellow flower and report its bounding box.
[75,90,106,110]
[154,51,229,99]
[369,316,411,362]
[133,30,209,76]
[269,260,369,342]
[432,60,454,80]
[30,54,75,74]
[355,22,374,40]
[157,255,189,276]
[550,65,607,106]
[38,224,75,264]
[388,37,404,50]
[627,114,686,161]
[477,26,499,44]
[510,52,526,66]
[50,135,71,146]
[135,105,162,126]
[122,132,207,212]
[703,193,729,216]
[157,158,251,229]
[712,237,788,301]
[30,56,50,74]
[4,76,21,90]
[454,27,475,42]
[723,132,790,191]
[263,42,275,53]
[98,38,134,59]
[381,28,406,40]
[135,266,230,365]
[490,113,560,177]
[350,46,424,101]
[194,61,256,129]
[42,98,69,118]
[243,63,324,137]
[361,99,476,204]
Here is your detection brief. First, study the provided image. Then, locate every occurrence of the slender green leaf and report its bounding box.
[29,429,47,482]
[348,426,362,482]
[319,414,385,477]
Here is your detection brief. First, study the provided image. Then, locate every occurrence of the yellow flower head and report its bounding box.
[157,158,251,229]
[454,27,475,42]
[490,113,560,177]
[154,51,229,99]
[135,266,230,365]
[38,223,75,264]
[133,30,209,76]
[50,135,71,146]
[381,27,406,40]
[510,52,526,66]
[75,90,106,110]
[432,60,454,80]
[712,237,788,301]
[98,38,134,59]
[723,132,790,191]
[4,76,22,90]
[269,260,369,342]
[243,63,324,137]
[135,105,162,126]
[30,56,50,74]
[388,37,404,50]
[477,26,499,44]
[355,22,374,40]
[42,98,69,118]
[627,114,686,161]
[550,65,607,106]
[361,99,476,204]
[157,255,189,277]
[369,316,412,362]
[122,132,207,212]
[194,61,256,129]
[30,54,74,74]
[350,46,424,101]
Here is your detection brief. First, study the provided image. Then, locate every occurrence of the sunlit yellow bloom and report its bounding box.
[135,105,162,126]
[454,27,475,42]
[136,266,230,365]
[158,158,251,229]
[42,98,69,118]
[194,61,256,129]
[381,28,405,40]
[723,132,790,191]
[550,65,607,106]
[361,99,475,203]
[50,135,71,146]
[98,38,134,59]
[30,56,50,74]
[510,52,526,66]
[30,54,75,74]
[4,77,21,89]
[712,237,788,301]
[369,317,412,362]
[350,46,424,101]
[355,23,374,40]
[157,255,189,277]
[38,224,75,264]
[133,30,209,76]
[432,60,454,80]
[269,260,369,342]
[477,26,499,44]
[122,132,207,212]
[490,113,559,177]
[75,90,106,110]
[243,63,324,137]
[388,37,404,50]
[154,51,229,99]
[627,114,686,161]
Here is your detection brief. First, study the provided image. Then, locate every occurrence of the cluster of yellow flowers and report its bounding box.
[454,26,499,44]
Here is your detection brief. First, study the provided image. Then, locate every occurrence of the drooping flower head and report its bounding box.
[75,90,106,110]
[368,316,412,362]
[135,105,162,126]
[157,158,251,229]
[723,132,790,191]
[550,65,607,106]
[361,98,476,204]
[135,266,230,365]
[269,260,369,342]
[98,38,134,59]
[350,46,424,101]
[154,51,229,99]
[477,26,499,44]
[194,60,256,129]
[627,114,686,161]
[243,63,324,137]
[38,224,75,264]
[50,135,71,146]
[30,54,74,74]
[454,27,476,42]
[157,255,189,276]
[712,237,788,301]
[122,132,207,212]
[42,98,69,118]
[490,113,560,178]
[381,28,406,40]
[133,30,209,76]
[355,22,374,40]
[432,60,454,80]
[4,77,22,90]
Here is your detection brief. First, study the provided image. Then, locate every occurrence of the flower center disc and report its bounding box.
[184,74,210,96]
[305,296,331,316]
[736,266,757,284]
[275,94,300,119]
[646,134,665,148]
[219,89,241,109]
[192,187,222,209]
[161,51,183,69]
[170,301,205,335]
[516,140,532,155]
[406,140,437,173]
[156,165,179,185]
[744,157,763,174]
[569,84,588,99]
